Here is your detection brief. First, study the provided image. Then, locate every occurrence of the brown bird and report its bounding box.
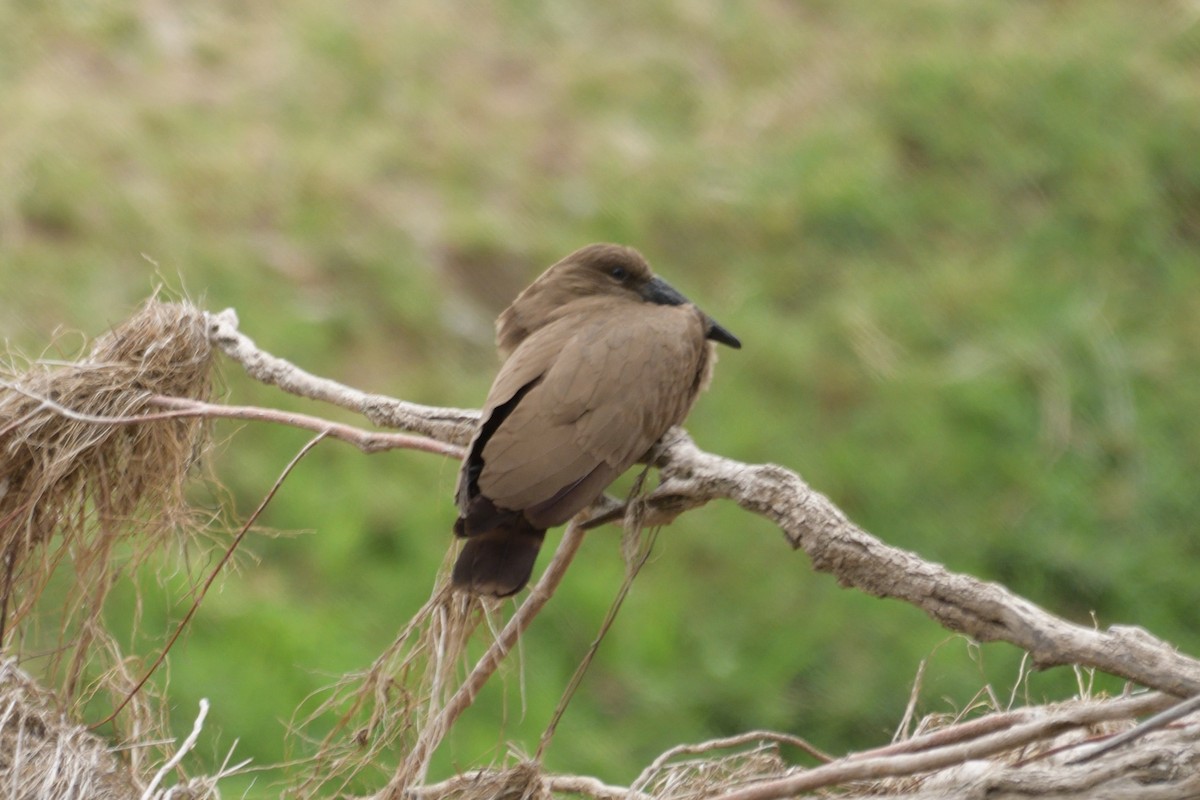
[452,243,741,597]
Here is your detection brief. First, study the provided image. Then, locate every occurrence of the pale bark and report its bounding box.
[201,307,1200,799]
[208,307,1200,699]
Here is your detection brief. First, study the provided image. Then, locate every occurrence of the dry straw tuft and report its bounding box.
[0,299,212,552]
[428,762,550,800]
[0,298,214,713]
[0,657,141,799]
[295,577,486,797]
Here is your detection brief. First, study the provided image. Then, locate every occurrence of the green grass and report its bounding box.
[2,1,1199,796]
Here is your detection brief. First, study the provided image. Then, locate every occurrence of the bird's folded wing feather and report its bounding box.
[478,303,705,515]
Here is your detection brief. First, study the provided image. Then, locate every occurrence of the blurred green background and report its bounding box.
[2,0,1199,796]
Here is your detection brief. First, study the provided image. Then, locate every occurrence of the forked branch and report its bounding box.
[5,301,1195,799]
[206,307,1200,701]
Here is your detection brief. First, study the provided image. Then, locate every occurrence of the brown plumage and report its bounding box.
[452,243,740,597]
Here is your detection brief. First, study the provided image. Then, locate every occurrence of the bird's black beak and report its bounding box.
[704,318,742,349]
[641,276,689,307]
[641,277,741,349]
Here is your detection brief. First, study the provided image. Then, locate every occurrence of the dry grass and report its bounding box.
[634,743,790,800]
[0,298,211,548]
[0,657,140,800]
[0,297,214,751]
[292,577,485,797]
[0,657,232,800]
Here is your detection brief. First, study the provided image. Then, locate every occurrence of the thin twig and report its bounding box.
[149,395,463,458]
[893,656,929,743]
[140,698,209,800]
[205,308,478,445]
[0,376,171,426]
[1066,692,1200,764]
[0,545,16,647]
[90,433,329,729]
[536,477,657,761]
[861,708,1034,759]
[0,377,462,457]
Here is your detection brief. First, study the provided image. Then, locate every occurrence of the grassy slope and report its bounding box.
[2,0,1199,795]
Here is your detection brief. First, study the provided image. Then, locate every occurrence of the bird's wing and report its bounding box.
[476,302,706,525]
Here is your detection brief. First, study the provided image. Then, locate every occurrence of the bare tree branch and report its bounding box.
[200,306,1200,798]
[148,395,463,458]
[206,308,1200,702]
[9,300,1198,799]
[642,428,1200,698]
[206,308,478,446]
[380,693,1196,800]
[1067,692,1200,765]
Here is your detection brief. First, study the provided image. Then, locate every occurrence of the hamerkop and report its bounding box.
[452,243,740,597]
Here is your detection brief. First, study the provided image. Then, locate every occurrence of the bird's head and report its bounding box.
[497,243,741,356]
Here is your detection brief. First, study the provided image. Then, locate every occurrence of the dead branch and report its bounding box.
[202,305,1200,797]
[206,308,478,447]
[148,395,464,458]
[208,307,1200,700]
[708,692,1183,800]
[1067,692,1200,765]
[3,301,1198,799]
[394,700,1199,800]
[642,427,1200,698]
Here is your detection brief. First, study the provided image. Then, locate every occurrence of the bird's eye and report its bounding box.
[609,266,629,282]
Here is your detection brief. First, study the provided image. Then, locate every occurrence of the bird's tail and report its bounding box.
[451,517,545,598]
